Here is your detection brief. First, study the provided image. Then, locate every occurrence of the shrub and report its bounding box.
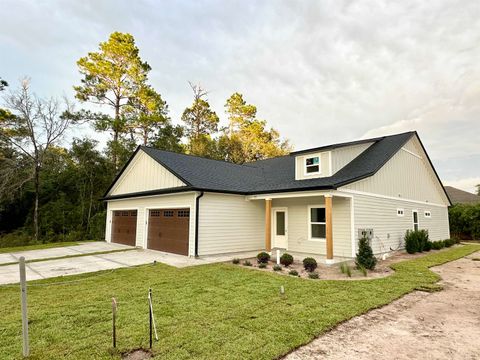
[449,203,480,240]
[243,260,252,267]
[444,238,455,248]
[258,262,267,269]
[280,253,294,267]
[340,263,352,277]
[256,251,270,264]
[424,240,432,252]
[431,241,444,250]
[288,269,298,276]
[303,257,318,272]
[355,237,377,270]
[308,272,319,279]
[404,229,429,254]
[273,264,282,271]
[358,264,367,277]
[232,258,240,264]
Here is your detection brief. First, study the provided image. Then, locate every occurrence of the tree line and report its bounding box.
[0,32,291,246]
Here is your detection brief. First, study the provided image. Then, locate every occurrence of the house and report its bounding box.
[444,186,480,205]
[103,131,451,263]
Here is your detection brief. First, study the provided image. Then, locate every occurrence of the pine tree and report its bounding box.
[355,237,377,270]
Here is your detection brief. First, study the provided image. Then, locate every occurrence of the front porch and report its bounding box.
[248,191,355,264]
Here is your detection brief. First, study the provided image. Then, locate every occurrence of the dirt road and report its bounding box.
[284,252,480,360]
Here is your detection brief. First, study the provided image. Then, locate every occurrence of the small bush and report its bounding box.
[243,260,252,267]
[404,229,429,254]
[340,263,352,277]
[273,264,282,271]
[280,253,294,267]
[431,241,444,250]
[258,262,267,269]
[424,240,433,252]
[232,258,240,264]
[308,272,319,279]
[288,269,298,276]
[355,237,377,270]
[256,251,270,264]
[444,238,455,248]
[303,257,318,272]
[358,264,367,277]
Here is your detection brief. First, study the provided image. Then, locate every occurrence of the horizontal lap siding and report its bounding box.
[352,193,450,254]
[106,193,196,254]
[331,143,373,174]
[272,197,352,257]
[198,193,265,255]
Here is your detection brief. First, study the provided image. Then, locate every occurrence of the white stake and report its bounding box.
[148,289,158,341]
[19,257,29,357]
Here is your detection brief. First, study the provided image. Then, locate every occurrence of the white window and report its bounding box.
[413,210,419,231]
[397,208,404,217]
[304,156,320,175]
[309,206,326,240]
[424,211,431,218]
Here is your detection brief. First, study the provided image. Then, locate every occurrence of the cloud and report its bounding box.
[1,0,479,185]
[444,178,480,194]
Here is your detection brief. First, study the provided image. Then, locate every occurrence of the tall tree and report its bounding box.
[476,184,480,196]
[0,78,7,92]
[74,32,151,169]
[0,79,74,241]
[181,82,219,156]
[123,85,169,145]
[221,93,291,163]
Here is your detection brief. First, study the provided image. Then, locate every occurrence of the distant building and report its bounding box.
[444,186,480,205]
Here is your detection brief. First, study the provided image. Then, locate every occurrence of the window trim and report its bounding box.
[308,205,326,241]
[397,208,405,217]
[304,155,321,176]
[412,210,419,231]
[424,210,431,218]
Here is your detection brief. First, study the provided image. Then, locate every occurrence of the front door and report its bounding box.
[272,208,288,249]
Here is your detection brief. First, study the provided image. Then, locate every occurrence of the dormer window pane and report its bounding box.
[305,156,320,175]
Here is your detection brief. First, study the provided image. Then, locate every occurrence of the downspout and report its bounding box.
[194,191,204,258]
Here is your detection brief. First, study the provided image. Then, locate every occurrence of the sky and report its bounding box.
[1,0,479,193]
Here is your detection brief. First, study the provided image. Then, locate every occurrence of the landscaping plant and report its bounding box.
[280,253,294,267]
[288,269,299,276]
[303,257,318,272]
[232,258,240,264]
[256,251,270,264]
[243,260,252,266]
[308,272,319,279]
[355,236,377,270]
[273,264,282,271]
[358,264,368,277]
[404,229,429,253]
[258,262,267,269]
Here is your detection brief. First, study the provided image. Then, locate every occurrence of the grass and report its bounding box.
[0,244,478,360]
[0,241,87,254]
[0,248,137,267]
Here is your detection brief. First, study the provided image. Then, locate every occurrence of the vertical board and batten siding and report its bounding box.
[341,137,448,205]
[106,192,197,255]
[197,193,265,255]
[109,150,185,196]
[295,152,331,180]
[331,142,374,174]
[272,197,352,257]
[352,193,450,254]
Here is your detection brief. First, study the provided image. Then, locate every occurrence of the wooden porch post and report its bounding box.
[265,198,272,252]
[325,194,334,264]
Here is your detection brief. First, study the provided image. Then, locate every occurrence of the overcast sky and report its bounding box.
[1,0,479,192]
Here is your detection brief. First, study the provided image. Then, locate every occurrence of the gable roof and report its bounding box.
[444,186,480,205]
[104,131,440,200]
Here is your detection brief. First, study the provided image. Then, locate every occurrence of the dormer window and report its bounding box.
[305,156,320,175]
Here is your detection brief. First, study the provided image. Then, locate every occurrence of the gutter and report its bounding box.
[194,191,204,258]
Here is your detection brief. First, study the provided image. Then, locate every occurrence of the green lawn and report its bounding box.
[0,241,87,254]
[0,245,478,360]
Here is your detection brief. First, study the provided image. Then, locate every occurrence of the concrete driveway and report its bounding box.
[0,242,235,285]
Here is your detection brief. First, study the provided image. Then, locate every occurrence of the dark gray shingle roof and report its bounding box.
[135,131,415,195]
[444,186,480,204]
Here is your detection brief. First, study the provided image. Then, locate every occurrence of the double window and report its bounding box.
[305,156,320,175]
[424,211,431,218]
[309,206,326,240]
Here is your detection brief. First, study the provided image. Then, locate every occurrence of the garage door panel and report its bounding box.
[112,210,137,246]
[148,208,189,255]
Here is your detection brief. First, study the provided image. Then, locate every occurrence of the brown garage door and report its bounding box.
[111,210,137,246]
[147,208,189,255]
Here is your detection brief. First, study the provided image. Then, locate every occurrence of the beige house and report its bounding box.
[103,131,451,263]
